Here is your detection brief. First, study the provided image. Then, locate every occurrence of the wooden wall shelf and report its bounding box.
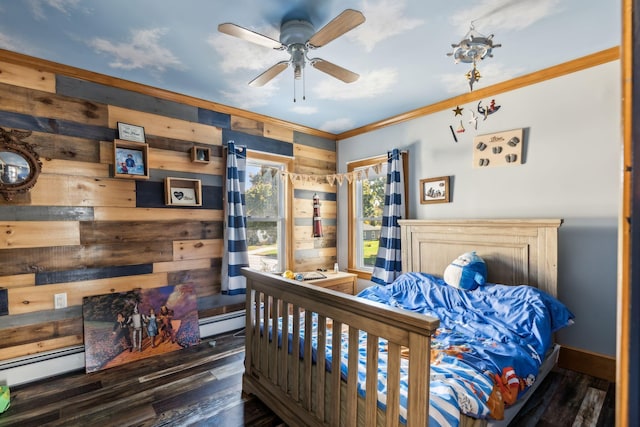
[113,139,149,179]
[164,177,202,206]
[191,146,211,163]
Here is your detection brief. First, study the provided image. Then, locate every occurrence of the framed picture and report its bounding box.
[117,122,146,143]
[420,175,450,204]
[170,187,196,205]
[113,140,149,179]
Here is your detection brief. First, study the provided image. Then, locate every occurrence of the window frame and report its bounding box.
[347,152,409,279]
[245,150,294,272]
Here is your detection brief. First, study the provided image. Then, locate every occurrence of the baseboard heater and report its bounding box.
[0,310,246,387]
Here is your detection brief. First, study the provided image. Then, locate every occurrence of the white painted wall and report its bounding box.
[337,61,621,357]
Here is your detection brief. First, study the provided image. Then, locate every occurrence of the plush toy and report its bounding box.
[443,251,487,291]
[493,366,524,405]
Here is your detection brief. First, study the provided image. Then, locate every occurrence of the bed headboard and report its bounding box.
[398,219,562,297]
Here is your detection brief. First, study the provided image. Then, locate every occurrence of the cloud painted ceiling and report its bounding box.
[0,0,621,134]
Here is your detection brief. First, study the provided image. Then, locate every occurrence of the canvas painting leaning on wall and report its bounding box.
[82,284,200,373]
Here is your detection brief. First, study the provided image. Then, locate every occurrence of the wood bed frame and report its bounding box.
[241,219,562,427]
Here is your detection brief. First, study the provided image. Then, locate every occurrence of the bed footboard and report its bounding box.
[241,268,440,427]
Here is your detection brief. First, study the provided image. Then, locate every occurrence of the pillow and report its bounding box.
[443,251,487,291]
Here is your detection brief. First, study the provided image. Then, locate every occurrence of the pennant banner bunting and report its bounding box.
[260,161,386,187]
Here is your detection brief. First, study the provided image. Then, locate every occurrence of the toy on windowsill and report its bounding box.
[282,270,295,280]
[443,251,487,291]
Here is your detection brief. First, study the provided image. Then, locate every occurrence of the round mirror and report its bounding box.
[0,151,31,185]
[0,127,41,201]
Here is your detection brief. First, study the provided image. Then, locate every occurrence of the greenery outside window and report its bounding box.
[348,153,408,279]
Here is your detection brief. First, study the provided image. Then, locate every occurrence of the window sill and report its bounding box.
[346,268,372,281]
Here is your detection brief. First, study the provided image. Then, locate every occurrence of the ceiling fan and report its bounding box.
[218,9,365,91]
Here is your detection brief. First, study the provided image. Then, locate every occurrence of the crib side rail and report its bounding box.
[242,268,439,427]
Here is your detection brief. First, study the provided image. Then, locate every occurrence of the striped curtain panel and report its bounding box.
[222,141,249,295]
[371,149,405,285]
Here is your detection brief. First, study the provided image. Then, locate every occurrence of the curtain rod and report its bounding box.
[346,149,408,165]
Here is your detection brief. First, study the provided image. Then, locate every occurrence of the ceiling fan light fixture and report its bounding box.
[288,44,306,80]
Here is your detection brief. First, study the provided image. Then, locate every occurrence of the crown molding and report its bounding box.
[337,46,620,141]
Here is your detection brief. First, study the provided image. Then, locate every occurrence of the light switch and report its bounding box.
[54,293,67,309]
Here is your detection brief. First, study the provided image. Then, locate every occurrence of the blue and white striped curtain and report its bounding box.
[371,149,405,285]
[222,141,249,295]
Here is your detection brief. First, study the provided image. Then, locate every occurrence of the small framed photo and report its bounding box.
[113,140,149,179]
[117,122,146,143]
[420,175,450,204]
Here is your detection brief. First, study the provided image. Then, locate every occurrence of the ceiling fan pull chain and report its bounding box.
[293,73,297,102]
[303,67,306,101]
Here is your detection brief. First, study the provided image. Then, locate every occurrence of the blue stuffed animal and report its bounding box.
[443,251,487,291]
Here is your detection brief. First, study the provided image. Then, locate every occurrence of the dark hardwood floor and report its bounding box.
[0,330,615,427]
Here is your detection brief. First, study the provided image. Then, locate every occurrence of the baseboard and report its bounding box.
[197,310,245,339]
[0,310,245,387]
[557,345,616,382]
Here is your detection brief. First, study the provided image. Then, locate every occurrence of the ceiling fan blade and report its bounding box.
[307,9,365,48]
[249,61,290,87]
[310,59,359,83]
[218,23,285,50]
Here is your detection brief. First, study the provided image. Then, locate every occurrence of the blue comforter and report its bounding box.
[355,272,574,424]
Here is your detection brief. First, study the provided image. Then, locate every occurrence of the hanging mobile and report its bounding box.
[449,125,458,142]
[447,22,501,91]
[478,99,501,120]
[468,110,478,130]
[466,63,482,91]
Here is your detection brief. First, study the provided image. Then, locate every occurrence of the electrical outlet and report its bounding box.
[54,293,67,309]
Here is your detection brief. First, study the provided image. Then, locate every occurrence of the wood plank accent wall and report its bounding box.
[291,134,337,271]
[0,52,337,364]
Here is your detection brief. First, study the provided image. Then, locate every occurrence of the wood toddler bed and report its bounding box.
[241,219,566,426]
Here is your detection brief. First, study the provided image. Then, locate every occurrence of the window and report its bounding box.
[348,153,408,278]
[354,161,387,270]
[245,152,291,272]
